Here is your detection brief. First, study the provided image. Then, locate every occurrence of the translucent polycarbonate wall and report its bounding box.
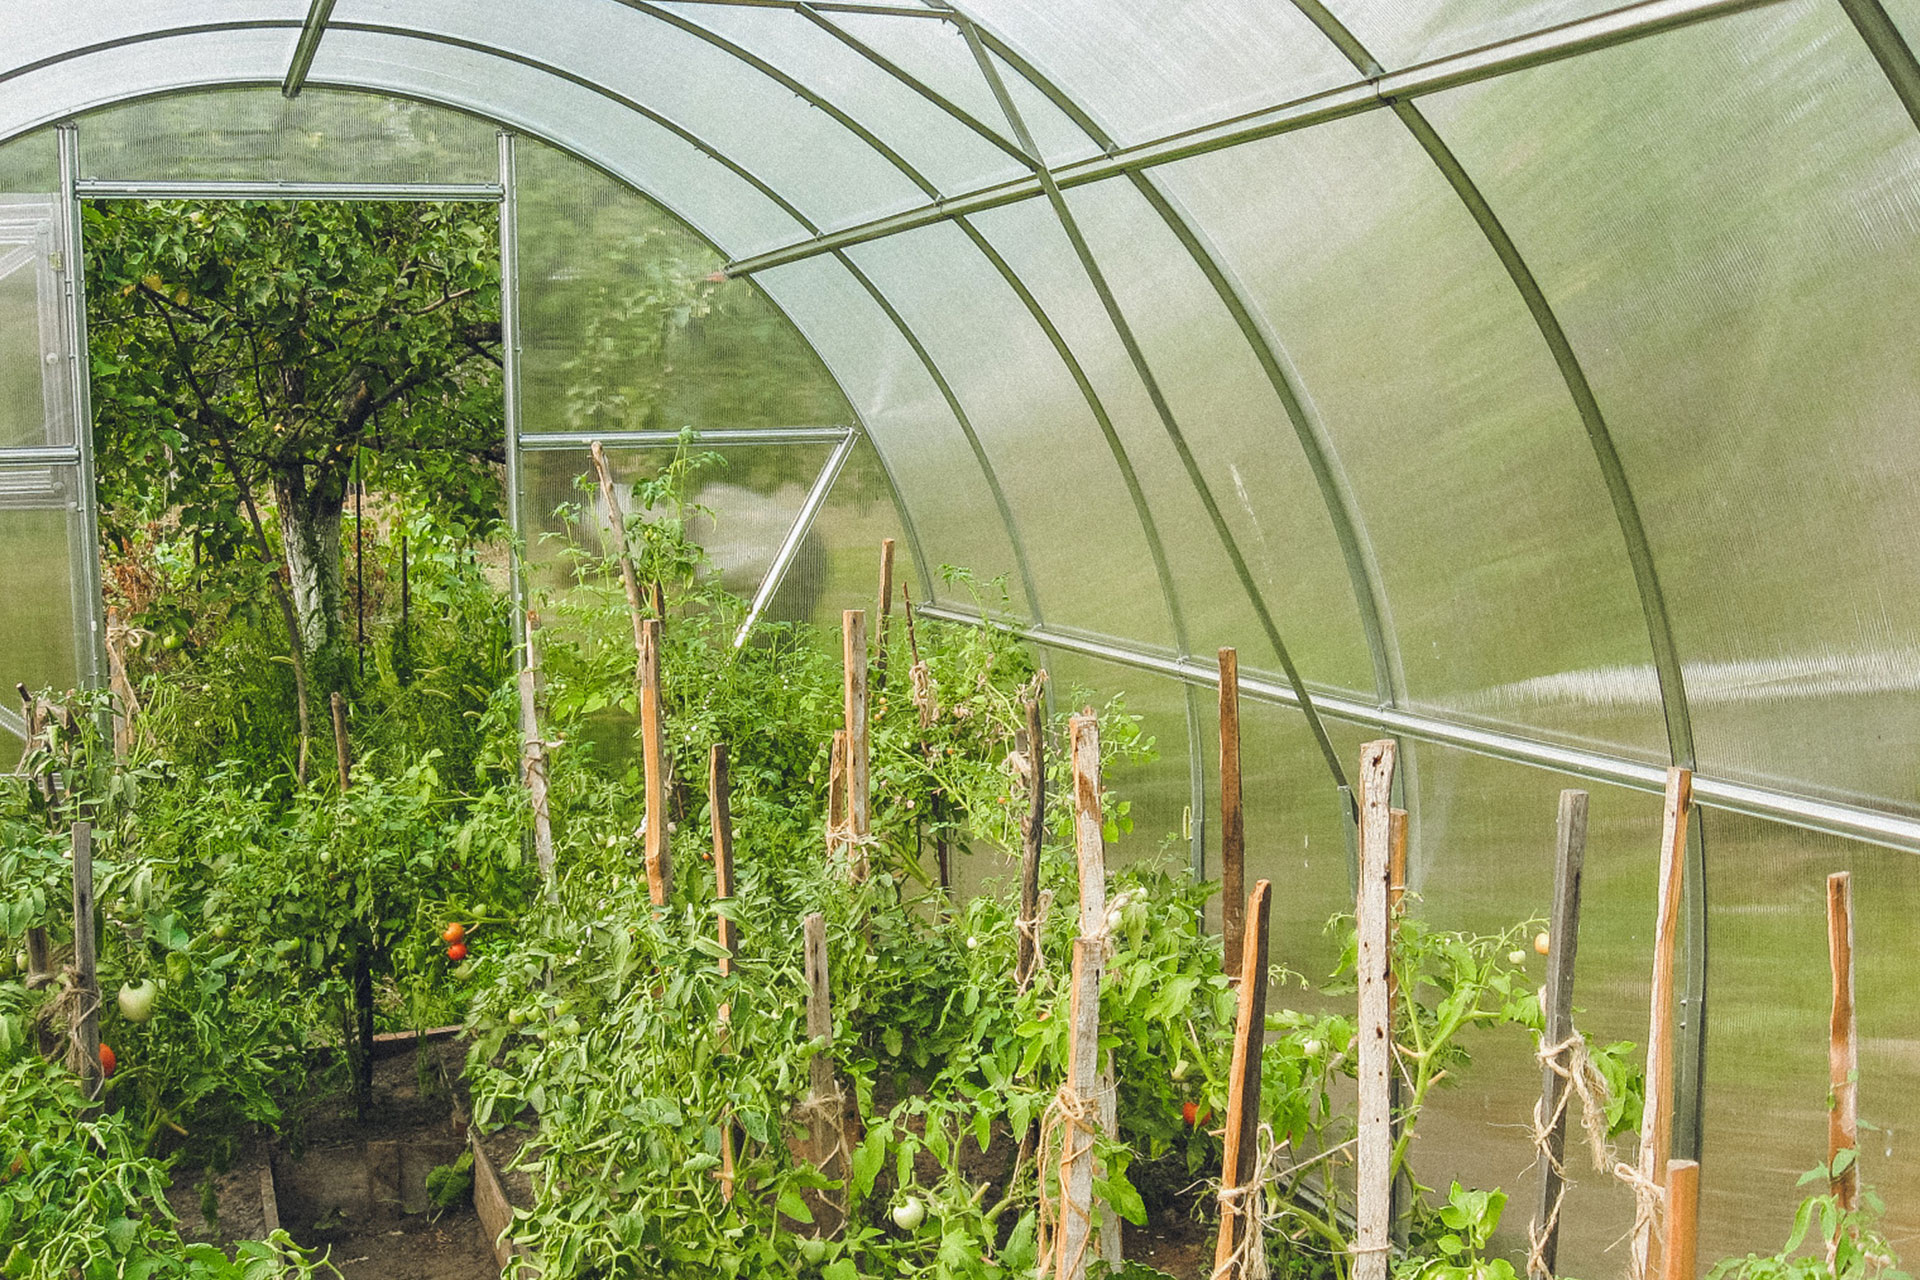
[2,0,1919,1258]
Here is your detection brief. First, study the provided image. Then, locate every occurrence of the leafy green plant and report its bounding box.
[1705,1171,1910,1280]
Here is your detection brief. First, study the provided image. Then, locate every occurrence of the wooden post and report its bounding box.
[1827,871,1857,1209]
[1632,767,1693,1280]
[1065,711,1120,1269]
[1054,936,1105,1280]
[588,441,651,683]
[24,927,51,990]
[105,607,137,760]
[1218,648,1245,979]
[1530,789,1589,1280]
[1355,740,1396,1280]
[802,911,846,1228]
[1660,1160,1700,1280]
[874,539,895,692]
[1213,880,1274,1278]
[518,667,556,891]
[71,821,102,1101]
[1016,697,1046,991]
[640,617,670,907]
[1387,806,1410,1239]
[843,610,869,879]
[330,691,350,791]
[827,729,848,864]
[712,743,737,1201]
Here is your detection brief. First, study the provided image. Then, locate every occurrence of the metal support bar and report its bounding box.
[1836,0,1920,130]
[919,605,1920,857]
[56,124,105,696]
[518,427,853,451]
[725,0,1784,278]
[74,180,503,202]
[282,0,339,99]
[498,131,526,656]
[647,0,952,16]
[0,446,83,467]
[733,428,860,647]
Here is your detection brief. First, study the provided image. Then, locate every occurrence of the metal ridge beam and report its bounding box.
[918,605,1920,856]
[519,427,853,450]
[75,179,503,202]
[283,0,340,99]
[724,0,1783,276]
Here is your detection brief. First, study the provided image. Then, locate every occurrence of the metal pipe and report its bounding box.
[518,427,853,451]
[733,428,860,646]
[0,446,84,467]
[74,179,503,202]
[498,131,526,655]
[724,0,1784,277]
[282,0,340,99]
[919,605,1920,856]
[56,123,106,695]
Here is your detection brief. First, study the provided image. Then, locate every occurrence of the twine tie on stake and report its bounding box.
[1212,1122,1290,1280]
[1036,1072,1114,1280]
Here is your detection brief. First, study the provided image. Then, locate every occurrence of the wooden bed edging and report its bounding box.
[469,1127,537,1278]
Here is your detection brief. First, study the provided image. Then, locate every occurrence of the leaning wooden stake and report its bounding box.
[71,821,102,1101]
[1529,789,1590,1280]
[1387,806,1411,1237]
[843,610,870,880]
[640,618,671,907]
[1827,871,1858,1210]
[1660,1160,1700,1280]
[105,607,138,760]
[1355,740,1397,1280]
[1016,697,1046,991]
[873,539,895,692]
[1219,647,1245,978]
[1631,767,1693,1280]
[713,743,738,1202]
[330,691,351,791]
[827,729,849,864]
[588,441,651,683]
[1213,879,1274,1278]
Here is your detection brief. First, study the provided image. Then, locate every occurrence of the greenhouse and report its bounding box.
[1,0,1917,1276]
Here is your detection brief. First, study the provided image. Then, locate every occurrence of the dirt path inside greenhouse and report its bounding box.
[167,1036,500,1280]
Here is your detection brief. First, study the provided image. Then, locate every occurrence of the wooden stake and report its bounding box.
[1070,712,1107,933]
[874,539,895,692]
[802,911,847,1228]
[1632,767,1693,1280]
[1660,1160,1700,1280]
[105,607,137,760]
[1218,648,1245,979]
[588,441,651,682]
[828,729,848,864]
[640,617,670,907]
[1387,805,1411,1238]
[1016,697,1046,991]
[1054,936,1105,1280]
[71,821,101,1101]
[1355,740,1396,1280]
[843,610,869,879]
[712,743,737,1201]
[518,666,556,891]
[1827,871,1857,1210]
[24,926,50,990]
[1530,789,1589,1280]
[330,691,351,791]
[1213,879,1274,1278]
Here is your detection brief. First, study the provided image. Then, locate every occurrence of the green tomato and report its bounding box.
[117,980,159,1023]
[165,951,192,983]
[798,1237,828,1264]
[211,924,233,941]
[0,953,14,980]
[891,1196,926,1231]
[451,961,475,981]
[506,1008,527,1027]
[161,631,184,651]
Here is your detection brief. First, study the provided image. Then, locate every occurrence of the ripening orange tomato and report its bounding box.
[446,942,468,963]
[443,922,466,945]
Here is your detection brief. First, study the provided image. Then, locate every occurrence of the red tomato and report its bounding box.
[99,1044,117,1077]
[1182,1101,1198,1128]
[446,942,468,962]
[443,922,466,945]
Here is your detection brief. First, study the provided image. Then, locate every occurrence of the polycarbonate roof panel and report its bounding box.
[78,87,497,183]
[1159,110,1668,760]
[823,11,1100,168]
[846,219,1176,647]
[1331,0,1624,69]
[0,132,54,194]
[0,1,305,78]
[1058,176,1378,696]
[1423,0,1920,811]
[332,0,930,229]
[954,0,1355,147]
[754,254,1027,618]
[0,27,300,143]
[646,2,1031,197]
[308,28,808,255]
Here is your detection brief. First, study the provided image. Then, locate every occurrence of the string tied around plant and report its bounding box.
[1211,1121,1288,1280]
[1035,1069,1114,1280]
[1526,1027,1623,1277]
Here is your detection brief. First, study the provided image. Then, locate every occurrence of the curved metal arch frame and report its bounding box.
[0,28,981,637]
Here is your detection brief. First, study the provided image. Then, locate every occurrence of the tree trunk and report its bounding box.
[273,451,356,698]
